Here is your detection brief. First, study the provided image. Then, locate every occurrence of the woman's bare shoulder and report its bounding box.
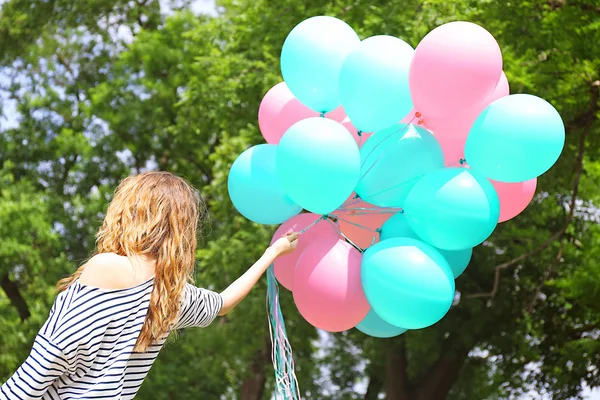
[78,253,135,289]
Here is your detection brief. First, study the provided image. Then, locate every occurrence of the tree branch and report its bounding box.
[526,242,564,313]
[466,81,599,300]
[0,272,31,321]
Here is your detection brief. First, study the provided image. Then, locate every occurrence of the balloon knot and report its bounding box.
[459,158,467,165]
[353,194,360,200]
[319,112,326,118]
[399,209,405,214]
[375,228,382,233]
[415,111,422,118]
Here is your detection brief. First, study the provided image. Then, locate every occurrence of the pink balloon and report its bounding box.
[424,72,510,138]
[435,135,467,166]
[258,82,345,144]
[293,239,369,332]
[409,22,503,118]
[491,179,537,223]
[272,213,339,291]
[337,197,392,249]
[400,108,419,124]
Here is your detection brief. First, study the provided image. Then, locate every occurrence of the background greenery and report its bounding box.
[0,0,599,399]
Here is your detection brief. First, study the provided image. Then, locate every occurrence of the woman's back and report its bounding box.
[0,255,222,400]
[0,171,297,399]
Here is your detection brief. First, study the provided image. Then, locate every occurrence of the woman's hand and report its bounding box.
[218,232,301,316]
[271,232,300,256]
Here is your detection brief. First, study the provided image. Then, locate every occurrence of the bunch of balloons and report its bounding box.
[228,16,565,337]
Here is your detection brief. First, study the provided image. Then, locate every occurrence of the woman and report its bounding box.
[0,171,298,399]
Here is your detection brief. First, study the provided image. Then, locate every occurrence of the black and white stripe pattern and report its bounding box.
[1,278,223,399]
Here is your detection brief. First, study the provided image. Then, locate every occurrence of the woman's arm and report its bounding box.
[219,233,299,316]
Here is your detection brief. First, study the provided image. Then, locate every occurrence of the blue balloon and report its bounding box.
[339,35,414,132]
[362,237,455,330]
[381,212,472,278]
[356,309,407,338]
[355,124,444,207]
[404,168,500,251]
[276,117,360,214]
[281,16,360,113]
[465,94,565,182]
[228,144,302,224]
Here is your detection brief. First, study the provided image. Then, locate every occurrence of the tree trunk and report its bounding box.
[0,272,30,321]
[384,338,410,400]
[239,336,270,400]
[364,371,384,400]
[409,351,468,400]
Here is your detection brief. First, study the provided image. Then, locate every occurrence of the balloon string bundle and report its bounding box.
[267,266,301,400]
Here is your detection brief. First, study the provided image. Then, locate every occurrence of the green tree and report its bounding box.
[1,0,599,399]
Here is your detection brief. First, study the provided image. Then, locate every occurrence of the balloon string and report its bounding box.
[335,207,402,212]
[359,117,415,169]
[299,215,326,234]
[329,215,380,233]
[267,266,301,399]
[327,219,364,253]
[333,210,401,216]
[358,120,414,183]
[358,174,422,200]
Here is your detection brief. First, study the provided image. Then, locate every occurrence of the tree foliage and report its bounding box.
[0,0,599,399]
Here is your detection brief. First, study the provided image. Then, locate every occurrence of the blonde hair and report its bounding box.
[57,171,205,352]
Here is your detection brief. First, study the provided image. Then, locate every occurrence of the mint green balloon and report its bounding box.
[465,94,565,182]
[361,237,455,330]
[403,168,500,251]
[355,124,443,207]
[228,144,302,224]
[281,16,360,113]
[381,212,473,278]
[276,117,360,214]
[356,309,407,338]
[339,35,414,132]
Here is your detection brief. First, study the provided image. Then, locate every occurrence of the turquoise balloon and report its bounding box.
[404,168,500,251]
[276,117,360,214]
[355,124,443,207]
[356,309,407,338]
[465,94,565,182]
[228,145,302,224]
[339,35,414,132]
[361,237,455,330]
[281,16,360,113]
[381,212,473,278]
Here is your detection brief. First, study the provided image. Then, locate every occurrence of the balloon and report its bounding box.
[424,71,510,139]
[228,144,302,224]
[272,213,339,291]
[337,196,392,249]
[435,135,466,166]
[465,94,565,182]
[403,168,500,250]
[409,21,503,118]
[361,237,455,329]
[491,179,537,223]
[277,118,360,214]
[339,35,414,132]
[339,115,372,147]
[355,124,444,207]
[380,212,472,278]
[281,16,360,113]
[356,309,407,338]
[258,82,347,144]
[294,239,369,332]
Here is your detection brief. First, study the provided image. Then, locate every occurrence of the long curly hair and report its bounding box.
[56,171,204,352]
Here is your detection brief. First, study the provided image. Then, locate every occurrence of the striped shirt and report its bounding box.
[0,277,223,399]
